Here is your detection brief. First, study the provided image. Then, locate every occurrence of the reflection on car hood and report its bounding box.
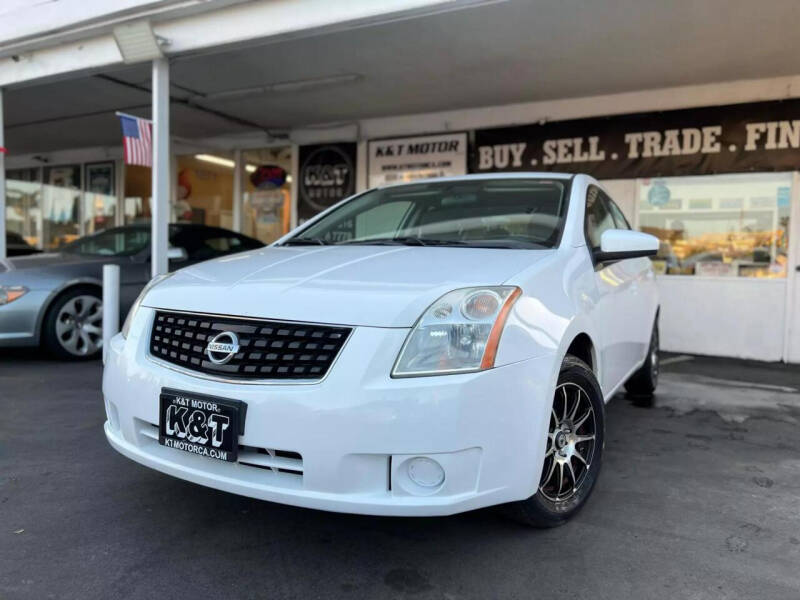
[144,245,553,327]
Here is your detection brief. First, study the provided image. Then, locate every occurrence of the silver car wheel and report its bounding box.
[539,382,597,503]
[54,294,103,357]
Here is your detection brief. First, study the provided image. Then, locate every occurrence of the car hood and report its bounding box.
[144,245,552,328]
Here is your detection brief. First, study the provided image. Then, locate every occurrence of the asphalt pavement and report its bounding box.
[1,349,799,600]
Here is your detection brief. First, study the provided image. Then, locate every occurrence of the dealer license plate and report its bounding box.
[158,388,246,462]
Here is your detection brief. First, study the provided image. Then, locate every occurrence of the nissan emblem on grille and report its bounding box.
[206,331,240,364]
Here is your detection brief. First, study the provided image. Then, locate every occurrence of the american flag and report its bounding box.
[118,114,152,167]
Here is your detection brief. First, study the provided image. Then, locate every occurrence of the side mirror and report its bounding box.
[595,229,659,264]
[167,246,188,262]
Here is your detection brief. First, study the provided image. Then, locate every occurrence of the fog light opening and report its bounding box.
[407,457,445,488]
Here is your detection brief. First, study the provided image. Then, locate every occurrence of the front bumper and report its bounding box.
[103,307,557,516]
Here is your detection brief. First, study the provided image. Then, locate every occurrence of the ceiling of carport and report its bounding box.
[5,0,800,155]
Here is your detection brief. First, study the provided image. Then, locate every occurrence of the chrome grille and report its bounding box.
[150,310,351,380]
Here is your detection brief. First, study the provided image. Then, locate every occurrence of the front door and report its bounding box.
[585,186,642,394]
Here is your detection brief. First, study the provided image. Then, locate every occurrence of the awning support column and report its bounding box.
[0,88,6,260]
[232,148,243,233]
[151,57,170,278]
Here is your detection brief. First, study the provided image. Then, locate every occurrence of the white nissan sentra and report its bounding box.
[103,173,660,527]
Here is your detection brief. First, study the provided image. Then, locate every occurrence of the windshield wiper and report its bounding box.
[338,236,422,246]
[339,237,469,247]
[282,237,331,246]
[338,237,543,249]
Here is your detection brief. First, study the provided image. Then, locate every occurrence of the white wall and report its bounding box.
[787,277,800,363]
[354,75,800,142]
[656,278,787,361]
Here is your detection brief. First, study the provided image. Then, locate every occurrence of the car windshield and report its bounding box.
[285,178,569,249]
[63,227,151,257]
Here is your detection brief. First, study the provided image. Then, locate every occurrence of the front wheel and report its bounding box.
[506,355,605,528]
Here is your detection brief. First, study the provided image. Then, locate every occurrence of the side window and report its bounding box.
[202,235,241,254]
[585,186,616,249]
[170,229,251,262]
[357,201,412,238]
[233,234,265,251]
[603,193,631,230]
[350,201,412,240]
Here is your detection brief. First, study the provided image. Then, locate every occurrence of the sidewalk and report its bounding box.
[657,352,800,423]
[660,352,800,388]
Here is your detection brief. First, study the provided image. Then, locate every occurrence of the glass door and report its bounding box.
[42,165,82,249]
[5,168,42,249]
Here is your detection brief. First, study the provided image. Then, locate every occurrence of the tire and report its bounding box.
[624,318,659,396]
[506,355,605,528]
[42,286,103,360]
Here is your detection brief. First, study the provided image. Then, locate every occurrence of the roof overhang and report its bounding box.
[0,0,491,88]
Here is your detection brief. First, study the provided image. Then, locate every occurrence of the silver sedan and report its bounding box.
[0,224,263,359]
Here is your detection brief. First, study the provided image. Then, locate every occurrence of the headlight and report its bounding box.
[121,274,172,339]
[392,286,521,377]
[0,286,28,306]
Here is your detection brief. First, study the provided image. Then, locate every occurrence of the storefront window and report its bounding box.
[6,168,43,249]
[175,154,234,227]
[83,162,116,234]
[42,165,81,249]
[124,165,151,225]
[174,148,292,243]
[638,173,791,278]
[242,147,292,244]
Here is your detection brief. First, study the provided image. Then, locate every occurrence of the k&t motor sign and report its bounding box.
[368,133,467,187]
[298,142,357,222]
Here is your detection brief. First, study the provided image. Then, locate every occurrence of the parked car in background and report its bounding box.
[104,173,660,527]
[6,231,40,256]
[0,224,263,359]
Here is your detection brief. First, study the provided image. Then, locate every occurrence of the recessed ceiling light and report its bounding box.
[195,155,260,175]
[195,154,234,168]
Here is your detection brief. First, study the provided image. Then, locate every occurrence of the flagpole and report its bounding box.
[151,58,170,278]
[0,88,6,260]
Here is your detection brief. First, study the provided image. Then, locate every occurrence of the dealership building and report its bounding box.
[1,0,798,363]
